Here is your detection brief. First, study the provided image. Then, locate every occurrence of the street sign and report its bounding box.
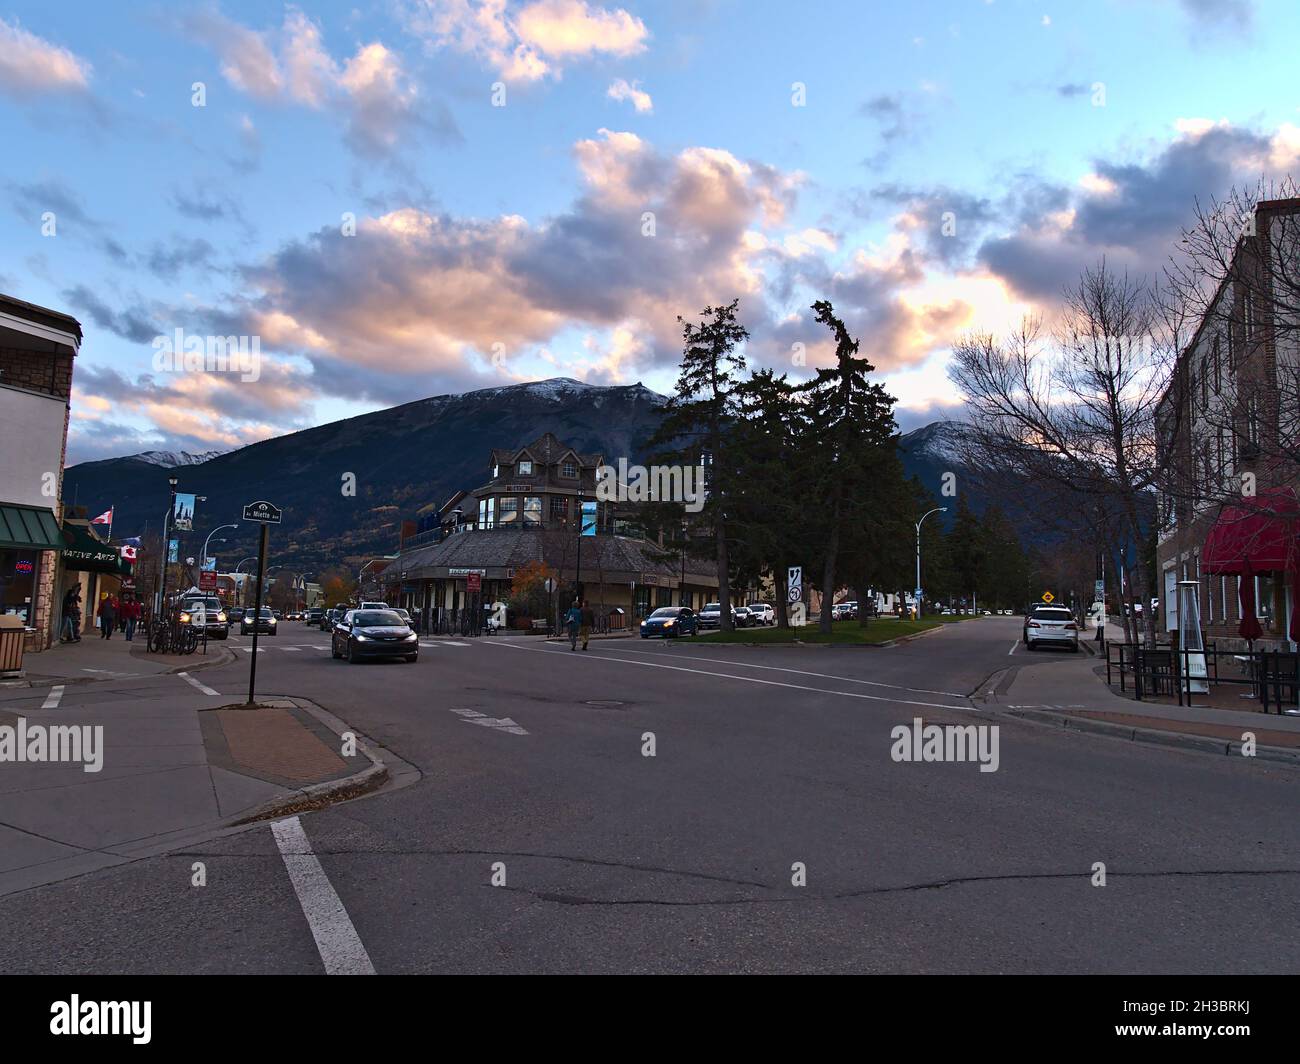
[1041,591,1055,603]
[199,569,217,591]
[466,573,481,592]
[242,500,283,524]
[788,566,802,603]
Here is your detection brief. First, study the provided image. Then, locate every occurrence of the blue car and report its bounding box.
[640,606,698,638]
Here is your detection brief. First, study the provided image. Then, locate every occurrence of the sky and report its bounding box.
[2,0,1298,464]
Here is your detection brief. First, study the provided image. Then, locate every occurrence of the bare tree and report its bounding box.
[949,262,1172,646]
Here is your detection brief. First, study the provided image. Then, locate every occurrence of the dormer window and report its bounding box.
[562,461,577,479]
[518,460,533,476]
[492,463,499,478]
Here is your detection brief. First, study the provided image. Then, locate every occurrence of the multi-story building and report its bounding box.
[0,293,81,653]
[386,432,720,628]
[1155,198,1300,648]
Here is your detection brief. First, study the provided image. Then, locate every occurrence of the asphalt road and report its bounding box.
[1,616,1297,973]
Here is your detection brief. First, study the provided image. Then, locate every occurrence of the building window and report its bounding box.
[550,496,568,522]
[492,463,499,479]
[1200,358,1209,409]
[518,460,533,476]
[1248,397,1260,446]
[1244,293,1255,339]
[499,497,518,525]
[1227,326,1236,370]
[478,497,496,529]
[1212,334,1221,393]
[523,496,542,527]
[562,461,577,479]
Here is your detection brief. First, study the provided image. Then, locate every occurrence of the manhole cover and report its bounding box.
[584,699,626,708]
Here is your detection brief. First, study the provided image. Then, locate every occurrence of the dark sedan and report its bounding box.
[639,606,697,638]
[332,609,419,663]
[240,607,278,636]
[319,607,342,632]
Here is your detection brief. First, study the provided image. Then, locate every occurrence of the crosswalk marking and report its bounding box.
[178,671,220,696]
[41,685,64,710]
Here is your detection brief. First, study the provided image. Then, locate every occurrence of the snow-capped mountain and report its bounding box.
[130,450,227,468]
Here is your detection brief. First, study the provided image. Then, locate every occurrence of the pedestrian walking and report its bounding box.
[60,587,81,643]
[123,595,141,642]
[97,593,118,639]
[580,600,595,651]
[564,600,582,651]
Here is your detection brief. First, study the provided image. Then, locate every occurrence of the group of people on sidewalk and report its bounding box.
[60,588,143,643]
[564,599,595,651]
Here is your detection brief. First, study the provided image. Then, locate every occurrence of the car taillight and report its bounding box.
[1027,620,1040,628]
[1064,623,1077,630]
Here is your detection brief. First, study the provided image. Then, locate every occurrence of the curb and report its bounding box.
[228,696,394,825]
[4,644,238,689]
[1006,707,1300,767]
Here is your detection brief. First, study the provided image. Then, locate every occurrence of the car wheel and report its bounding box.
[347,641,359,664]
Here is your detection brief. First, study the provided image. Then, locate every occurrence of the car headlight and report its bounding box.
[404,632,417,641]
[217,612,226,622]
[180,612,190,623]
[664,619,675,626]
[268,618,276,625]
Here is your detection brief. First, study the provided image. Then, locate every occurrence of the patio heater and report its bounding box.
[1176,580,1208,694]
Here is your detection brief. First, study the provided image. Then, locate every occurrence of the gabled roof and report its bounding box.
[489,433,602,469]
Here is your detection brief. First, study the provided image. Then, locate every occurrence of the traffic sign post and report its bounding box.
[242,501,281,705]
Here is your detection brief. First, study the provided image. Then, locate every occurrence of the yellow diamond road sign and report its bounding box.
[1041,591,1055,603]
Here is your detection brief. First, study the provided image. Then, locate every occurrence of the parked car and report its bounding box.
[830,601,858,621]
[393,608,413,627]
[332,608,418,663]
[697,603,734,629]
[228,607,245,624]
[178,596,229,639]
[640,606,697,638]
[733,606,754,628]
[360,601,389,610]
[746,602,775,626]
[241,606,278,636]
[1022,606,1079,652]
[305,608,322,625]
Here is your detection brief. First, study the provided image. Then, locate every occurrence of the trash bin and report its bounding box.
[0,614,26,677]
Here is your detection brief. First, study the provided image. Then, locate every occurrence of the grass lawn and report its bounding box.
[680,616,957,645]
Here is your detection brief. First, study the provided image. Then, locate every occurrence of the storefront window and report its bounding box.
[499,498,518,525]
[0,549,38,623]
[1258,574,1277,631]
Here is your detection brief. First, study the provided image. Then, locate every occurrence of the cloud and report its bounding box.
[406,0,648,82]
[1178,0,1253,32]
[0,16,91,98]
[180,6,456,156]
[607,77,652,113]
[61,286,160,344]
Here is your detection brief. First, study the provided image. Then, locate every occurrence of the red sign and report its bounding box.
[466,573,481,592]
[199,570,217,591]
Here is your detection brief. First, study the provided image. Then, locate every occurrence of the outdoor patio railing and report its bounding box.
[1104,639,1299,713]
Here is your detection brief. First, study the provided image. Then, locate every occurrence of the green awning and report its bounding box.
[60,522,127,573]
[0,505,63,551]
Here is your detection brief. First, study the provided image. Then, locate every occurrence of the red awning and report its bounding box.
[1202,487,1300,574]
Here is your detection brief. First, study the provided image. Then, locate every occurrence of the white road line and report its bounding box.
[449,707,528,734]
[283,646,302,652]
[238,647,266,653]
[419,642,440,648]
[605,646,966,698]
[270,816,375,976]
[41,685,64,710]
[178,671,220,696]
[445,641,471,647]
[1009,640,1019,656]
[488,642,971,712]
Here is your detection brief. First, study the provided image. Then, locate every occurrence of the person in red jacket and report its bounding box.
[122,595,142,642]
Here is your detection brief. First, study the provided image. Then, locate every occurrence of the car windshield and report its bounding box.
[649,608,681,618]
[354,610,404,627]
[184,599,221,610]
[704,604,720,611]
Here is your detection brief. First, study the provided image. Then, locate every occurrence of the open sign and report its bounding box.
[14,560,34,574]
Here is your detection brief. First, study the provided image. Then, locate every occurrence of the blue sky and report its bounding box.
[2,0,1297,462]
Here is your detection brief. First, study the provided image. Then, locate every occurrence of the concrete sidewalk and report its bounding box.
[3,631,234,687]
[0,687,386,897]
[989,649,1300,764]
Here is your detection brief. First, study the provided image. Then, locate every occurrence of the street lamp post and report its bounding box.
[155,476,179,616]
[915,506,948,619]
[202,523,239,567]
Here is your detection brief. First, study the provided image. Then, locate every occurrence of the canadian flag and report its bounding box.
[91,508,113,525]
[120,545,138,561]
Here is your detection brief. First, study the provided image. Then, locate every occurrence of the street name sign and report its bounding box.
[242,500,282,524]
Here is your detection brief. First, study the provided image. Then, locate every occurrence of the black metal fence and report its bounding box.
[1105,640,1299,713]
